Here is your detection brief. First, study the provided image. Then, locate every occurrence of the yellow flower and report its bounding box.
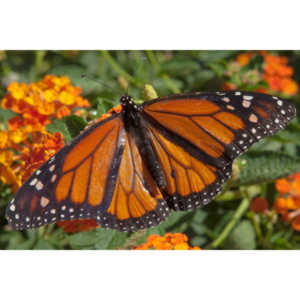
[134,232,202,250]
[0,150,14,166]
[59,91,75,105]
[9,128,28,144]
[174,243,190,250]
[0,131,9,149]
[42,89,57,103]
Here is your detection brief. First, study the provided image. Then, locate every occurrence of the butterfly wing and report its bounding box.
[142,91,296,210]
[6,114,169,231]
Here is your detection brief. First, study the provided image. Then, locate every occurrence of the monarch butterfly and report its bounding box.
[5,91,296,232]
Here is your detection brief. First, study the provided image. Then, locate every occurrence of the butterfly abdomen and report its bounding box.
[121,95,167,190]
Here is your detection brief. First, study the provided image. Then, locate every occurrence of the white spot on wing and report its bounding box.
[49,165,55,172]
[249,114,258,123]
[36,181,44,191]
[51,174,57,182]
[40,196,50,207]
[30,178,38,186]
[242,100,251,108]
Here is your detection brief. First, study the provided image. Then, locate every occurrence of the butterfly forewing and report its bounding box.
[6,113,169,231]
[142,91,296,210]
[6,115,123,229]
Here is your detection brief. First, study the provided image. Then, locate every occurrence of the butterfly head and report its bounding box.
[120,94,139,111]
[120,94,133,106]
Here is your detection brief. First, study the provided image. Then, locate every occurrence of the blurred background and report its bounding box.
[1,50,300,250]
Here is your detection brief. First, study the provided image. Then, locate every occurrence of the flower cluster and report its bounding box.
[223,51,298,96]
[274,173,300,231]
[250,173,300,232]
[0,75,90,192]
[134,232,201,250]
[262,52,298,96]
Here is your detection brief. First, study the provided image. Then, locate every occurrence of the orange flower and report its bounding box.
[57,219,99,233]
[0,75,90,192]
[292,215,300,231]
[221,82,237,91]
[276,178,292,194]
[263,53,298,96]
[98,104,122,122]
[2,75,90,134]
[281,78,299,96]
[274,173,300,231]
[134,232,201,250]
[226,51,298,97]
[236,52,253,66]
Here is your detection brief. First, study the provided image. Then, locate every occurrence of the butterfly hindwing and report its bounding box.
[147,123,232,210]
[98,130,170,231]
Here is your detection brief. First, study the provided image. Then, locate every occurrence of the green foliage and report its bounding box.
[223,220,256,250]
[1,50,300,250]
[46,119,72,142]
[64,115,87,138]
[234,151,300,186]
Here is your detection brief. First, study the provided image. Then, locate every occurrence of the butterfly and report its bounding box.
[5,91,296,232]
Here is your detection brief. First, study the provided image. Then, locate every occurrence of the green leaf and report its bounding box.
[198,50,235,63]
[34,239,55,249]
[67,228,128,250]
[46,119,72,142]
[223,220,256,250]
[94,229,128,249]
[67,230,100,249]
[0,107,15,128]
[97,97,115,116]
[64,115,87,138]
[233,151,300,186]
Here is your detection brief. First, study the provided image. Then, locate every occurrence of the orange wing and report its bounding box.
[146,123,231,210]
[142,91,295,210]
[6,114,169,231]
[99,130,169,231]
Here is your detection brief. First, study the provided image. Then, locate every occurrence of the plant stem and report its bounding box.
[101,50,136,84]
[34,50,46,80]
[146,50,160,72]
[247,212,264,246]
[207,192,251,249]
[162,74,180,93]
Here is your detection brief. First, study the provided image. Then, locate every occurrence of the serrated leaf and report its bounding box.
[46,119,72,142]
[64,115,87,138]
[233,151,300,186]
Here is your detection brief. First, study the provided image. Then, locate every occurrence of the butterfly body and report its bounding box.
[6,91,296,232]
